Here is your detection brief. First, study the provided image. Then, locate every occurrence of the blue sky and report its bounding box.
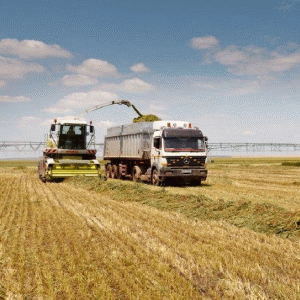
[1,0,300,147]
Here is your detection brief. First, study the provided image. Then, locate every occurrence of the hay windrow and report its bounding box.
[133,114,161,123]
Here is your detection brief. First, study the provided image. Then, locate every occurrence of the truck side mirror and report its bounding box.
[51,124,56,131]
[204,136,208,142]
[90,125,94,133]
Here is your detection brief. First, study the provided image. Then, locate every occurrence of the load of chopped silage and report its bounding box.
[133,114,161,123]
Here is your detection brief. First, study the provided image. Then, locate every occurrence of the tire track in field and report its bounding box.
[3,172,300,299]
[0,175,28,298]
[56,180,300,297]
[43,182,254,295]
[27,176,101,299]
[28,175,122,299]
[47,182,197,298]
[57,183,208,274]
[27,178,199,298]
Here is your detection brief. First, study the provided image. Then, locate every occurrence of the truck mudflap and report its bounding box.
[160,167,207,180]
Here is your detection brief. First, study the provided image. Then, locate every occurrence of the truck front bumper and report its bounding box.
[160,167,207,181]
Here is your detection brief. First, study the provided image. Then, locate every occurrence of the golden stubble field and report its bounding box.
[0,158,300,299]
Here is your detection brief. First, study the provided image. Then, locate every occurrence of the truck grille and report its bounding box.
[166,156,206,167]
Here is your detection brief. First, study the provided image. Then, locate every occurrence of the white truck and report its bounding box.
[103,120,208,185]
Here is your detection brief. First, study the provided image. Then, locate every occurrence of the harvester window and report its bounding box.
[68,126,75,135]
[58,125,87,149]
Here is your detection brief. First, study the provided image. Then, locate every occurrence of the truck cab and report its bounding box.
[150,121,207,185]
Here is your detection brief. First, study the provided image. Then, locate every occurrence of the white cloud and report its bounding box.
[44,106,74,115]
[61,74,98,86]
[17,115,39,128]
[212,44,300,76]
[196,82,217,90]
[0,80,6,88]
[96,120,116,128]
[192,78,261,100]
[40,118,54,126]
[191,38,300,76]
[67,59,119,78]
[243,131,254,135]
[0,56,45,79]
[228,52,300,76]
[117,78,154,93]
[130,63,150,72]
[100,78,155,94]
[0,38,72,59]
[190,36,219,49]
[148,104,165,111]
[0,95,31,102]
[214,48,247,66]
[45,90,120,115]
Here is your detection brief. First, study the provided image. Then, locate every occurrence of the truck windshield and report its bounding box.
[58,124,86,149]
[164,137,205,152]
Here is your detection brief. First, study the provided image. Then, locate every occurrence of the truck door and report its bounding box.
[152,137,162,166]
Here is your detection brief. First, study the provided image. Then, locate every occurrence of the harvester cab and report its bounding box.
[50,120,94,150]
[38,119,100,182]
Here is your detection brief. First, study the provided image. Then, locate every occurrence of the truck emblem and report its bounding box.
[183,157,190,164]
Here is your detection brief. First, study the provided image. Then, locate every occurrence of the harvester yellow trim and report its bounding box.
[47,162,100,178]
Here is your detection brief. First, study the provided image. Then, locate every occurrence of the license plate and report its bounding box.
[182,169,192,174]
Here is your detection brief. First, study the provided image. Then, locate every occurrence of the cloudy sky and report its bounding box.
[1,0,300,147]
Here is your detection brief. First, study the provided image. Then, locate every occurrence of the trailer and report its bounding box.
[103,121,208,186]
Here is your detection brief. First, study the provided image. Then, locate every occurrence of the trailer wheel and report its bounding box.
[132,166,141,182]
[151,169,160,186]
[112,165,118,179]
[106,164,112,178]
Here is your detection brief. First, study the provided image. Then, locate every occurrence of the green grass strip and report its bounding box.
[282,162,300,167]
[67,177,300,239]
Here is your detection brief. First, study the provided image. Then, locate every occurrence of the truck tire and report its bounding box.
[132,166,141,182]
[191,179,202,186]
[112,165,118,179]
[106,164,112,178]
[151,169,160,186]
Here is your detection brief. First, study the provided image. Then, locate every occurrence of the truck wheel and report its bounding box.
[112,165,118,179]
[106,164,112,178]
[117,166,123,179]
[132,166,141,182]
[151,169,160,186]
[191,179,202,186]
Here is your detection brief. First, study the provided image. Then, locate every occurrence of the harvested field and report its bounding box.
[0,158,300,299]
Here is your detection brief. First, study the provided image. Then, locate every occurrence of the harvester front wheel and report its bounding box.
[106,164,112,178]
[38,160,47,183]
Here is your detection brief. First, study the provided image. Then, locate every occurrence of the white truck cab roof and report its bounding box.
[152,120,193,130]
